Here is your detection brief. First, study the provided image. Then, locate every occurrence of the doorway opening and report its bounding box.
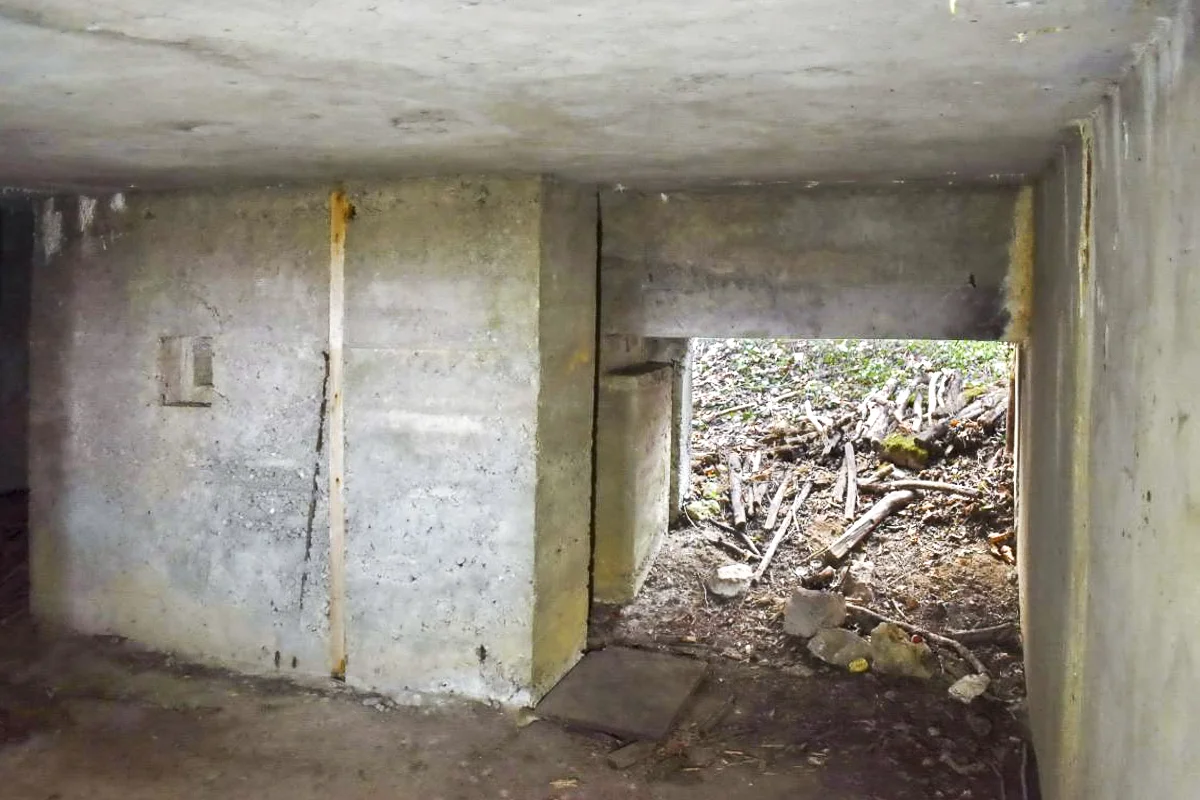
[591,337,1027,791]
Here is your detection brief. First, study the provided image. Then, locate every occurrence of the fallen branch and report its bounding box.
[956,390,1006,422]
[946,621,1020,645]
[763,472,793,530]
[803,401,827,439]
[754,480,812,583]
[708,401,756,419]
[893,381,914,423]
[927,371,940,425]
[831,461,847,505]
[727,452,747,530]
[827,490,915,561]
[709,518,762,557]
[843,443,858,520]
[845,602,988,675]
[858,479,983,498]
[702,534,756,561]
[981,401,1009,430]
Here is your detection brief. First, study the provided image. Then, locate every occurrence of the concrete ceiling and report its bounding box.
[0,0,1176,190]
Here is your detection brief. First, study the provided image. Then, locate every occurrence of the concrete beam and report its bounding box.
[601,184,1023,340]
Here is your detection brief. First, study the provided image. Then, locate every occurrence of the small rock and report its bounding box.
[948,673,991,704]
[807,628,871,667]
[685,745,717,768]
[799,565,837,588]
[783,589,847,638]
[685,499,721,521]
[781,663,815,679]
[706,563,754,598]
[607,740,657,770]
[842,560,876,603]
[879,433,930,470]
[965,714,993,737]
[868,623,936,679]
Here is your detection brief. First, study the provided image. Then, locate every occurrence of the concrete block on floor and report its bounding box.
[535,646,707,740]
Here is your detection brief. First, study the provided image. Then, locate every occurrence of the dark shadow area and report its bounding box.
[0,199,33,627]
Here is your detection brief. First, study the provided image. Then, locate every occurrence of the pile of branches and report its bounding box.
[692,367,1015,583]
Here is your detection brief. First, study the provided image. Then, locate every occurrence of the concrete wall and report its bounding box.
[601,185,1023,340]
[1021,7,1200,798]
[592,363,673,604]
[30,178,595,705]
[1019,132,1090,799]
[597,336,693,522]
[0,199,33,494]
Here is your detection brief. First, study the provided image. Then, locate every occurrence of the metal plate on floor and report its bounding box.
[535,647,707,741]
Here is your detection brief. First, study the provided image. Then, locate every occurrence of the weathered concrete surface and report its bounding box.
[1019,132,1090,800]
[601,186,1021,340]
[29,178,596,706]
[597,336,692,524]
[531,181,597,695]
[29,189,333,677]
[1021,6,1200,797]
[0,198,33,493]
[650,339,693,525]
[0,1,1173,189]
[592,363,672,604]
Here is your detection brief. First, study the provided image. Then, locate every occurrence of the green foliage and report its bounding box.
[693,338,1011,415]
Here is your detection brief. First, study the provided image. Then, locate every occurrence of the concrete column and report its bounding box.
[592,363,672,605]
[342,178,596,704]
[646,338,693,524]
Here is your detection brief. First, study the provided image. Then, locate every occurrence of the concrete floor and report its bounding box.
[0,623,1028,799]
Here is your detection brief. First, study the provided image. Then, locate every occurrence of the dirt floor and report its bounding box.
[591,339,1030,793]
[0,343,1033,798]
[0,620,1032,800]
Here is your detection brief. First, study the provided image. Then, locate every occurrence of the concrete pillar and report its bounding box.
[592,363,672,605]
[646,338,693,524]
[29,177,596,707]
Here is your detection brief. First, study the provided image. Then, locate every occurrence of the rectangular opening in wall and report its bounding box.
[591,338,1026,791]
[159,335,215,407]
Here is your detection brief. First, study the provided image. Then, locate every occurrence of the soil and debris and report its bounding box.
[592,339,1030,792]
[0,626,1035,799]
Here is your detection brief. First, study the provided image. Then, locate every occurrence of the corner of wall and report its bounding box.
[530,179,598,697]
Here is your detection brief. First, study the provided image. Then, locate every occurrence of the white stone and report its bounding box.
[707,563,754,598]
[807,628,871,667]
[783,589,847,638]
[948,673,991,704]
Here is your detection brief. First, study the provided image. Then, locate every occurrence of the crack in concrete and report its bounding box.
[299,350,330,612]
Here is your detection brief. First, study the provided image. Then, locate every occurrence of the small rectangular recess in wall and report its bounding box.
[160,335,215,407]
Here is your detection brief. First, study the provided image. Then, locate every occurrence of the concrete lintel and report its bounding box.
[601,184,1023,340]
